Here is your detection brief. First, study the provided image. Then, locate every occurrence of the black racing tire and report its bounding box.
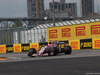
[48,47,58,56]
[28,48,37,57]
[64,46,72,54]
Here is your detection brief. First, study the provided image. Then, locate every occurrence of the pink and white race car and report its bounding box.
[28,44,72,57]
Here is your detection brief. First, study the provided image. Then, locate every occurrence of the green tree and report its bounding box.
[12,20,23,28]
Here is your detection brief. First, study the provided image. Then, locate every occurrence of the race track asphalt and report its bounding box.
[0,50,100,75]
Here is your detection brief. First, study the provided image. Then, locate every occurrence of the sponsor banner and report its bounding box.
[92,39,100,49]
[59,26,74,40]
[91,24,100,38]
[47,22,100,41]
[73,24,91,40]
[76,26,86,36]
[22,44,30,52]
[39,42,48,50]
[47,27,60,41]
[62,28,71,37]
[30,43,39,51]
[0,45,6,53]
[91,25,100,35]
[58,41,69,48]
[80,39,92,49]
[69,40,80,50]
[13,44,22,52]
[6,45,13,53]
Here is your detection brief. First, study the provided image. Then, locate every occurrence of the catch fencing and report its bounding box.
[0,18,100,45]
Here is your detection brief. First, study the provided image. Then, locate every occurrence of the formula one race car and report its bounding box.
[28,44,72,57]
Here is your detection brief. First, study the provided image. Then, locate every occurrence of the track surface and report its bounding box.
[0,50,100,75]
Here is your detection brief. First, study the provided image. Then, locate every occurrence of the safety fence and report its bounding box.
[0,18,100,45]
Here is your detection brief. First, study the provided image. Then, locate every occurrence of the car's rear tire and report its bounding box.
[64,46,72,54]
[28,48,37,57]
[48,47,58,56]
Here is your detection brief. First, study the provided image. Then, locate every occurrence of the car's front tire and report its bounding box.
[28,48,37,57]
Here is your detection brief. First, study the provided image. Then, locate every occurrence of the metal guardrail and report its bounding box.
[0,18,100,45]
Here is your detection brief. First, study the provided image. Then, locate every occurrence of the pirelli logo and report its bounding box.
[49,30,58,39]
[81,42,92,47]
[13,44,21,52]
[91,25,100,35]
[76,26,86,36]
[0,46,5,53]
[71,42,78,49]
[0,46,4,51]
[31,45,37,48]
[80,39,92,49]
[22,46,30,51]
[15,45,20,52]
[94,40,100,48]
[6,47,13,52]
[62,28,71,37]
[30,43,39,51]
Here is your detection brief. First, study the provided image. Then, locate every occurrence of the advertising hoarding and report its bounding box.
[0,45,6,53]
[13,44,22,52]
